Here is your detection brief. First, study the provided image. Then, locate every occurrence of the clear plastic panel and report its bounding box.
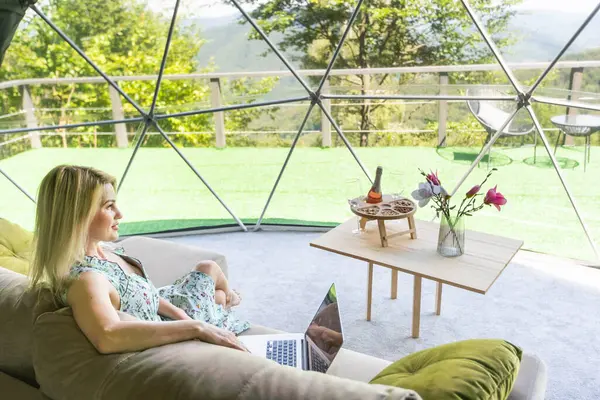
[164,102,315,224]
[1,2,180,112]
[526,4,600,111]
[323,0,511,98]
[1,7,147,133]
[116,122,239,234]
[0,166,37,230]
[501,0,600,63]
[471,0,600,100]
[529,101,599,261]
[448,104,597,261]
[0,121,144,231]
[154,0,309,110]
[260,105,375,225]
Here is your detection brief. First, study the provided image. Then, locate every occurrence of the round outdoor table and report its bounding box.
[349,195,417,247]
[551,114,600,171]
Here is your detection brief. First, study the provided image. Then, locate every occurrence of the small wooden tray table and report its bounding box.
[349,195,418,247]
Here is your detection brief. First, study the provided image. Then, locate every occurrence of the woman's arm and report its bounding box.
[68,271,246,354]
[158,297,192,321]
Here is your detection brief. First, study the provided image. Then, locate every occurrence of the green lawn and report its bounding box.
[1,145,598,261]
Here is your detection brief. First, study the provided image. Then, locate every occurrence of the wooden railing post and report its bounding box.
[108,84,129,148]
[210,78,226,148]
[21,85,42,148]
[438,72,449,147]
[321,77,332,147]
[361,73,372,147]
[565,67,584,146]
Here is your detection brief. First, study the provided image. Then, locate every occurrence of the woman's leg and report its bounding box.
[193,261,239,308]
[214,290,227,307]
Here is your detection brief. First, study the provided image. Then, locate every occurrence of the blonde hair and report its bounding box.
[29,165,116,305]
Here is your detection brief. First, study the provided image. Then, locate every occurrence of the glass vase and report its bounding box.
[437,214,465,257]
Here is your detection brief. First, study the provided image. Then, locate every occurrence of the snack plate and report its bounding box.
[349,195,417,220]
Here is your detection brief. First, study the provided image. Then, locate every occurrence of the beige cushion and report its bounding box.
[102,342,420,400]
[32,309,421,400]
[508,353,547,400]
[329,349,392,383]
[119,236,229,287]
[0,267,45,386]
[32,308,137,400]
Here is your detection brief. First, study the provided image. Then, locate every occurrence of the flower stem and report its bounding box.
[439,215,464,255]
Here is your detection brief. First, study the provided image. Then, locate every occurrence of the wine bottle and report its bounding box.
[366,166,383,204]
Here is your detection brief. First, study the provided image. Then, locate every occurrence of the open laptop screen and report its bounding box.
[304,284,343,372]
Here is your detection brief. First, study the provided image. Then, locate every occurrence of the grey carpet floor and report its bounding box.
[166,230,600,400]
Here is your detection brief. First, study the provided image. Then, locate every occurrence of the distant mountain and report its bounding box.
[191,15,303,100]
[503,10,600,62]
[192,16,293,73]
[191,9,600,73]
[191,15,238,30]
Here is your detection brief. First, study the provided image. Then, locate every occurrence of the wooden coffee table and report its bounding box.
[309,218,523,338]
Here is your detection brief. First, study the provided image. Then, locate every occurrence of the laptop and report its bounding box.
[239,283,343,373]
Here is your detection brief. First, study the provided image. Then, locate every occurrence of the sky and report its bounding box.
[149,0,599,18]
[518,0,598,12]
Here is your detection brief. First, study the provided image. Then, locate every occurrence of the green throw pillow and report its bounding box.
[370,339,522,400]
[0,218,33,275]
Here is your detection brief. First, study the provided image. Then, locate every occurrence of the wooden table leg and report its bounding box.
[367,262,374,321]
[391,269,398,299]
[408,215,417,239]
[377,219,388,247]
[360,217,368,231]
[435,282,442,316]
[412,275,422,338]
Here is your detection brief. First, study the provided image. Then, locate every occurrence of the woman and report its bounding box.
[29,165,250,354]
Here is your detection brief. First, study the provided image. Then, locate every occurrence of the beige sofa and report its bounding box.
[0,236,546,399]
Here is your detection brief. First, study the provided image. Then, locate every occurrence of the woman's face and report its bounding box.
[88,184,123,243]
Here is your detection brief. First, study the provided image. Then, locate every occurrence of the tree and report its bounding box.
[0,0,276,153]
[245,0,521,146]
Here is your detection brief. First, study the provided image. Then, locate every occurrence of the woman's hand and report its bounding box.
[196,323,249,352]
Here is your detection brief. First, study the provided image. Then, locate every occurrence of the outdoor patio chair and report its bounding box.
[466,87,537,168]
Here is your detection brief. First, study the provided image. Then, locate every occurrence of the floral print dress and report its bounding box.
[66,247,250,334]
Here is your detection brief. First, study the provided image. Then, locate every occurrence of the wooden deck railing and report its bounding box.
[2,61,599,149]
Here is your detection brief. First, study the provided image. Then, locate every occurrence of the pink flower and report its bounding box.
[426,170,440,186]
[466,185,480,198]
[484,186,507,211]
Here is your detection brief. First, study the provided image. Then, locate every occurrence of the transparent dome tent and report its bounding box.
[1,0,600,264]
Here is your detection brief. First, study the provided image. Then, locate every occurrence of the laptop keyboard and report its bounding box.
[310,346,329,373]
[266,340,297,367]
